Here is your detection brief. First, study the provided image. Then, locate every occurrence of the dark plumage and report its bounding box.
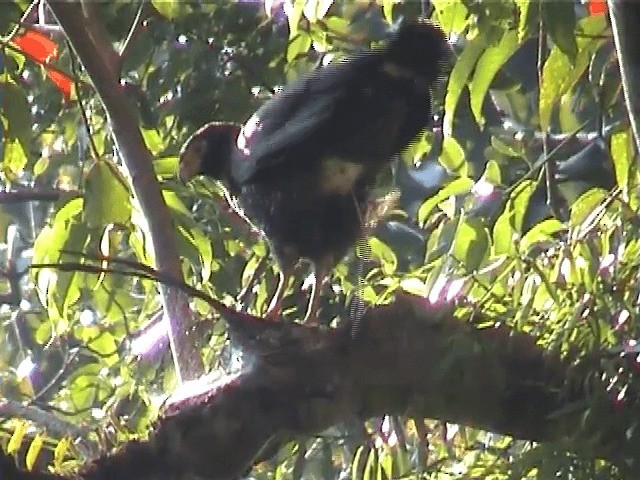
[179,20,450,324]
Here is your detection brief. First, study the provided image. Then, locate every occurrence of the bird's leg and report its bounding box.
[265,268,291,320]
[302,263,328,326]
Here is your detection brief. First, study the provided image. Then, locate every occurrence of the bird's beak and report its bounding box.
[177,140,204,183]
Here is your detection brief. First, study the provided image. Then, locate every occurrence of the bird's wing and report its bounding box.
[231,55,375,184]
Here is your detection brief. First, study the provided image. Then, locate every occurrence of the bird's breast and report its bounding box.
[319,158,365,195]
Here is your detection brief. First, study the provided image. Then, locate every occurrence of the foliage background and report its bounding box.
[0,0,636,478]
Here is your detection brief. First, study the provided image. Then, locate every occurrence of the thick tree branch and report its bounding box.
[45,0,204,382]
[608,0,640,156]
[8,294,638,480]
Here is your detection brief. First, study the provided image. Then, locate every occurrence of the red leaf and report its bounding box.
[588,0,608,15]
[11,30,59,64]
[46,70,74,101]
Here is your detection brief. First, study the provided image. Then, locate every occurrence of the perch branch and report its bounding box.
[7,293,640,479]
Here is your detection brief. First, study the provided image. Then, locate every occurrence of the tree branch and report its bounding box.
[45,0,204,382]
[5,293,640,479]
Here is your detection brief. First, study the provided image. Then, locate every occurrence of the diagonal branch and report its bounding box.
[45,0,204,382]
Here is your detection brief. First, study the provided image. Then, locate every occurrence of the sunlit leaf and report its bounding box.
[610,130,633,198]
[369,237,397,275]
[286,31,312,62]
[469,30,518,127]
[53,437,72,470]
[438,136,466,174]
[569,188,607,227]
[303,0,333,22]
[444,35,486,136]
[539,16,606,131]
[151,0,191,19]
[519,218,566,253]
[25,433,44,471]
[288,0,306,36]
[453,218,490,271]
[7,420,27,455]
[542,2,577,60]
[83,160,132,228]
[2,139,27,177]
[418,177,474,226]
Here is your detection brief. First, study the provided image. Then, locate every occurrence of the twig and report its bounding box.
[538,2,568,222]
[0,188,80,204]
[505,119,590,196]
[68,45,100,162]
[117,1,146,75]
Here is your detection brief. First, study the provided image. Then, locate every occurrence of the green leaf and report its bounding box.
[287,32,312,63]
[83,160,132,228]
[2,139,27,176]
[569,188,606,227]
[351,444,370,480]
[438,136,466,174]
[288,0,306,36]
[53,437,71,470]
[55,222,91,318]
[68,363,102,411]
[25,433,44,471]
[382,0,398,24]
[515,0,533,41]
[539,47,572,132]
[151,0,191,19]
[1,79,31,151]
[453,218,490,271]
[7,420,27,455]
[399,277,429,297]
[539,16,606,131]
[154,156,179,179]
[33,156,49,177]
[469,30,519,127]
[444,35,486,136]
[493,180,536,255]
[418,176,474,226]
[481,159,502,185]
[611,130,633,196]
[303,0,333,22]
[432,0,469,33]
[363,445,379,480]
[542,2,578,60]
[519,218,566,253]
[369,237,397,275]
[141,128,164,156]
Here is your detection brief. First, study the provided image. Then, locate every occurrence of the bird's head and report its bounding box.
[178,122,241,183]
[383,20,452,84]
